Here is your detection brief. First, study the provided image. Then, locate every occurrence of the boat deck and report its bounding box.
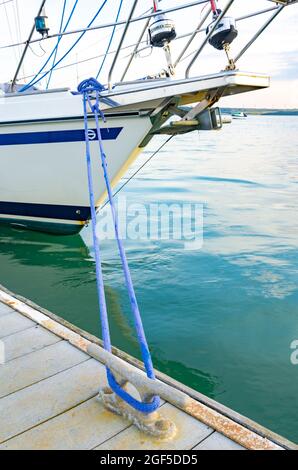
[0,288,295,451]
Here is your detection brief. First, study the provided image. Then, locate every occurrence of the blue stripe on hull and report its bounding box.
[0,217,82,235]
[0,202,91,221]
[0,127,123,146]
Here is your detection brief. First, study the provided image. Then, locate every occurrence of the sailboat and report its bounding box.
[0,0,296,235]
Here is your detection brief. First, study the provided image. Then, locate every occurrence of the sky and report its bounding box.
[0,0,297,108]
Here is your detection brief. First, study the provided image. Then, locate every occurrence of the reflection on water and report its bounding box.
[0,227,139,352]
[0,117,297,443]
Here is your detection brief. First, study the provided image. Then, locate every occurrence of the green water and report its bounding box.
[0,116,297,443]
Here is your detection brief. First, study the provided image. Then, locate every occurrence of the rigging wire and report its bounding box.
[3,0,18,64]
[15,0,21,34]
[71,1,156,57]
[68,1,154,81]
[100,135,174,211]
[96,0,123,80]
[17,2,160,82]
[46,0,67,89]
[10,0,48,91]
[28,42,46,57]
[38,40,47,55]
[20,0,79,91]
[15,4,280,83]
[0,1,210,51]
[18,7,278,82]
[20,0,109,92]
[126,5,279,62]
[12,0,22,62]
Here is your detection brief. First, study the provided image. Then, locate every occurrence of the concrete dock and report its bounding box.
[0,286,296,451]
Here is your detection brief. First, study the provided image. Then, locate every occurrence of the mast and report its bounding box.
[11,0,47,92]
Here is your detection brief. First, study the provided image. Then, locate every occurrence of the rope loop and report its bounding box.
[78,78,106,121]
[77,77,106,94]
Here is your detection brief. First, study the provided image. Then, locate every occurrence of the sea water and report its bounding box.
[0,116,297,442]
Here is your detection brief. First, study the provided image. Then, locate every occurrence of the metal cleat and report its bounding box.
[97,366,177,440]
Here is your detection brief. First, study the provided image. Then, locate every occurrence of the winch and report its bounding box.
[206,1,238,50]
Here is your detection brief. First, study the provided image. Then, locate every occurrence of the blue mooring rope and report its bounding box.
[78,77,160,414]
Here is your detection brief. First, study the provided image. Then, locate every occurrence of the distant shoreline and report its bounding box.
[221,108,298,116]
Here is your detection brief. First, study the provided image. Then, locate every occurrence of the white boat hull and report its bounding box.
[0,114,152,234]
